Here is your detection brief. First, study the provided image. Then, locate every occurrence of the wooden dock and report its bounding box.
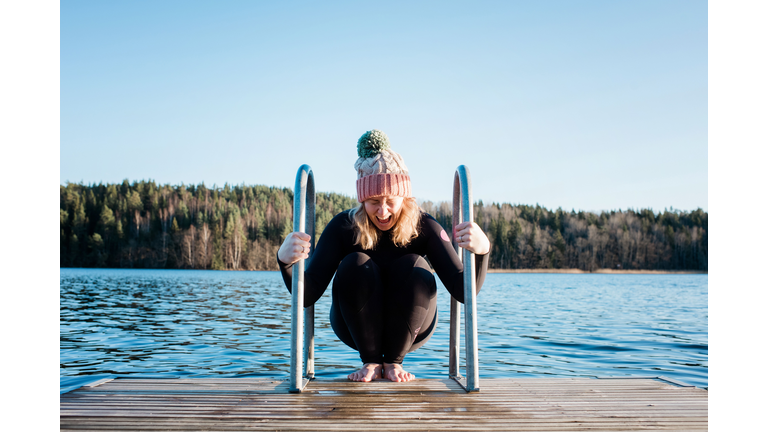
[60,377,707,431]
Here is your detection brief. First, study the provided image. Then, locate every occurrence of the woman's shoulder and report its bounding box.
[412,211,452,249]
[327,208,356,231]
[418,211,445,234]
[334,208,355,220]
[419,211,440,225]
[333,208,354,216]
[419,211,438,222]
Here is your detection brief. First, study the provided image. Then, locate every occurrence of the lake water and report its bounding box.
[60,269,708,393]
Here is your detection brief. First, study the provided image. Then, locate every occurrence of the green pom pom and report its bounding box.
[357,129,391,158]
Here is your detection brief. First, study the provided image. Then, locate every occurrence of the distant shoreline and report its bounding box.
[488,269,707,274]
[60,267,707,275]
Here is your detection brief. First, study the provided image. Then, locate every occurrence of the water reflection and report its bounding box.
[60,269,707,393]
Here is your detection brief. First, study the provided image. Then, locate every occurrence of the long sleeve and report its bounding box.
[277,211,352,307]
[277,210,489,306]
[421,214,489,303]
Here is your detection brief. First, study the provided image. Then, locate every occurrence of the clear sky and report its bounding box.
[5,2,768,428]
[61,0,707,212]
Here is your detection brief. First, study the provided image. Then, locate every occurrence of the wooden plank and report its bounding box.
[60,421,709,432]
[61,403,709,411]
[61,377,707,431]
[60,418,707,426]
[60,418,709,426]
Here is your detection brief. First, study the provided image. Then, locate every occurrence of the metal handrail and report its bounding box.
[289,164,315,393]
[449,165,480,392]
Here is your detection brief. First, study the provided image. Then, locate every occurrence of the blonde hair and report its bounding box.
[351,197,421,250]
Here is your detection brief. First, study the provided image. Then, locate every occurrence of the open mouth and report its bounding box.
[376,215,392,225]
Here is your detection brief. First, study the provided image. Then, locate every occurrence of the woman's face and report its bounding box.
[364,195,404,231]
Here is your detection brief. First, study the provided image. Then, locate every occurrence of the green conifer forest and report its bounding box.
[60,181,707,271]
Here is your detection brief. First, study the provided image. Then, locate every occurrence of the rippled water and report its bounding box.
[60,269,707,393]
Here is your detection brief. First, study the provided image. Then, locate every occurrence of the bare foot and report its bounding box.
[347,363,382,382]
[383,363,415,382]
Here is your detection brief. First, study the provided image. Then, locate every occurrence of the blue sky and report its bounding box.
[6,2,768,427]
[61,0,707,212]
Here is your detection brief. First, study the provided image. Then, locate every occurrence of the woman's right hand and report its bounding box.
[277,232,312,265]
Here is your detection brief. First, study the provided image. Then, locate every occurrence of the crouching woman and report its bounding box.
[277,130,490,382]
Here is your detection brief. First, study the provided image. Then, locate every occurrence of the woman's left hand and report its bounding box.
[454,221,491,255]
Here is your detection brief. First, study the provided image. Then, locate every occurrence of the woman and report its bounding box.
[277,129,490,383]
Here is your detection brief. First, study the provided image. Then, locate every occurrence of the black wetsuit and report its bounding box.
[278,209,489,364]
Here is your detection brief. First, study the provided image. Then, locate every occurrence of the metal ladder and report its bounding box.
[288,164,479,393]
[289,164,315,393]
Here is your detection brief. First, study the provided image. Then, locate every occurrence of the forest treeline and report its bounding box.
[60,181,707,271]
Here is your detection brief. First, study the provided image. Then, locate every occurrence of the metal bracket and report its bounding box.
[288,377,311,393]
[451,375,480,393]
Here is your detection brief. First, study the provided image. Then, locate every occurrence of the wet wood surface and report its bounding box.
[60,377,707,431]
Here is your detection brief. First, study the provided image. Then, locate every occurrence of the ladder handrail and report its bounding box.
[289,164,315,393]
[449,165,480,392]
[288,164,478,393]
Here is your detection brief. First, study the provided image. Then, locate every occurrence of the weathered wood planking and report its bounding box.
[61,377,707,431]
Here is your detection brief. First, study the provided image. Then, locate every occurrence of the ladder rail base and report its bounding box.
[288,377,312,393]
[451,376,480,393]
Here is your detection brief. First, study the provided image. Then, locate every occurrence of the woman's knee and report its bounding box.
[389,254,436,295]
[333,252,382,302]
[335,253,378,283]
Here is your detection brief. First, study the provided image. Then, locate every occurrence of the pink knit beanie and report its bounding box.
[354,130,411,202]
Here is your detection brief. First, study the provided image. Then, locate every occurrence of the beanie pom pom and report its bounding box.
[357,129,391,158]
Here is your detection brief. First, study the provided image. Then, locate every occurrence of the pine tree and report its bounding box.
[58,181,708,271]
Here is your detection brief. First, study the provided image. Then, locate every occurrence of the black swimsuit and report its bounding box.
[278,209,489,364]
